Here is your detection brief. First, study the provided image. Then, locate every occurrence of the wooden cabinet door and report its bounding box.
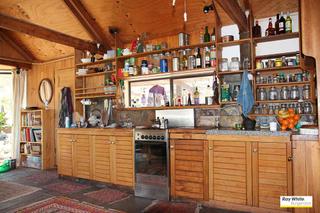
[57,134,73,176]
[254,142,292,211]
[112,135,134,187]
[170,139,208,200]
[209,141,251,205]
[92,135,112,183]
[73,135,91,179]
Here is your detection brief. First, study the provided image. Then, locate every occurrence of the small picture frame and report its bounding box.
[33,129,42,142]
[31,144,41,155]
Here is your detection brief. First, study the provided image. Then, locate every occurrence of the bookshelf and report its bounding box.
[20,109,53,170]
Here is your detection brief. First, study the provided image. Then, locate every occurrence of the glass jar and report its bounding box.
[304,102,313,114]
[220,58,229,72]
[290,86,299,100]
[230,57,240,71]
[262,104,268,114]
[274,105,280,114]
[275,58,282,67]
[303,85,310,100]
[269,87,278,100]
[256,59,263,69]
[258,88,267,101]
[280,86,290,100]
[256,72,261,84]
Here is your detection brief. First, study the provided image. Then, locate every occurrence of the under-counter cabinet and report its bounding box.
[57,129,134,187]
[169,130,209,201]
[207,135,293,212]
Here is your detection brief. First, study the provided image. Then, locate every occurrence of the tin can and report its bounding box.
[178,32,190,47]
[160,59,168,72]
[172,57,179,71]
[188,55,195,69]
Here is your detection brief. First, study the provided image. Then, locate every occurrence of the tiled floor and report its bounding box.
[0,168,245,213]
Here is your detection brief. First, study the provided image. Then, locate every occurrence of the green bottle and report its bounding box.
[204,26,210,43]
[285,12,292,33]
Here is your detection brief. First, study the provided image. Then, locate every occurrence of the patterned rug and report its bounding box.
[44,181,90,194]
[84,188,130,204]
[143,200,198,213]
[0,181,40,203]
[24,171,58,184]
[16,197,123,213]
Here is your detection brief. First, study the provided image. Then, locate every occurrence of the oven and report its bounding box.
[134,128,169,200]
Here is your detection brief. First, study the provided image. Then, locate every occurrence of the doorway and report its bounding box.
[0,70,13,162]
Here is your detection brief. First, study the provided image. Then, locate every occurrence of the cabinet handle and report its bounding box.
[209,146,213,150]
[253,148,258,153]
[170,145,174,149]
[288,156,293,161]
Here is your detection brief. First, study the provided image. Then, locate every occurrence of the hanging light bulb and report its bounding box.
[184,0,187,22]
[172,0,176,6]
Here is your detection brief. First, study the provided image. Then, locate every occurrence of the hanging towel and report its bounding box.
[58,87,74,127]
[237,71,254,117]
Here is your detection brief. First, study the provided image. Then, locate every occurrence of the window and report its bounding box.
[173,76,213,105]
[129,79,171,107]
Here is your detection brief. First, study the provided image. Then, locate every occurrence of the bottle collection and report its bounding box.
[253,12,293,38]
[120,46,217,77]
[256,70,310,84]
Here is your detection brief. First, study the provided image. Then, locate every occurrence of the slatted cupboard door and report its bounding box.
[92,136,112,183]
[113,135,134,187]
[253,142,292,211]
[73,135,91,179]
[57,134,73,176]
[209,141,252,205]
[170,139,208,200]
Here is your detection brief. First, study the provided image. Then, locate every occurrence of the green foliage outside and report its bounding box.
[0,112,7,131]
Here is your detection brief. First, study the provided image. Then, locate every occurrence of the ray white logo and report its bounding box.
[280,196,313,208]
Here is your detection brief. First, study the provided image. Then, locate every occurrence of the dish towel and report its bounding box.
[237,70,254,117]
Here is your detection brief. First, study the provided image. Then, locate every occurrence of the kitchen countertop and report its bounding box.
[207,129,291,136]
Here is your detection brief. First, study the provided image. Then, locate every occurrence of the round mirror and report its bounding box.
[38,79,53,108]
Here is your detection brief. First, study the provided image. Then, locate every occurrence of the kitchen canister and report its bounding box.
[160,59,168,72]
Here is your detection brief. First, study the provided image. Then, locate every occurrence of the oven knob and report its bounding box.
[141,135,145,139]
[161,136,165,140]
[149,135,152,140]
[157,136,161,140]
[153,136,156,140]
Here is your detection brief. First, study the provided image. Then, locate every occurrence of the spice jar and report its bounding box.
[303,85,310,100]
[269,87,278,100]
[303,102,313,114]
[275,58,282,67]
[280,86,290,100]
[256,59,263,69]
[230,57,240,71]
[220,58,229,71]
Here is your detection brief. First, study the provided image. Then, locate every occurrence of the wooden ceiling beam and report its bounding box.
[0,29,36,62]
[215,0,248,32]
[63,0,113,50]
[0,13,102,53]
[0,57,32,69]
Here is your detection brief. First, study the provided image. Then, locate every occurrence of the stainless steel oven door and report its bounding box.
[134,140,169,200]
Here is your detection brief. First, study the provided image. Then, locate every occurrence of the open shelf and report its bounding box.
[254,66,302,73]
[76,58,115,67]
[218,69,252,75]
[250,113,316,117]
[253,32,300,43]
[217,38,251,47]
[256,99,311,104]
[256,81,311,87]
[75,94,115,100]
[76,70,115,78]
[122,67,215,82]
[255,51,299,59]
[119,105,220,111]
[220,101,237,105]
[116,42,215,60]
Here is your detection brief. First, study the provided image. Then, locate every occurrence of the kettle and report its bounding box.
[241,114,256,130]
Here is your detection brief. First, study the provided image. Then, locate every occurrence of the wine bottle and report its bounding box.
[193,87,200,105]
[279,12,286,34]
[205,47,211,68]
[252,20,261,37]
[211,27,216,42]
[196,48,202,68]
[275,14,280,34]
[204,26,210,42]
